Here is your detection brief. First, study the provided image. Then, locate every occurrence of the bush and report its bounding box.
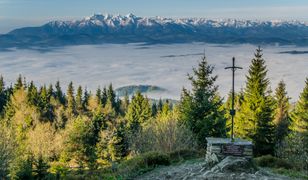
[255,155,292,169]
[168,149,204,163]
[142,152,170,167]
[117,151,170,178]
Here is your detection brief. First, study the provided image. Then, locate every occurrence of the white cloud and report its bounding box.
[0,43,307,101]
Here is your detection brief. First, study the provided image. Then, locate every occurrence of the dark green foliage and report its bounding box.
[101,87,108,106]
[151,103,158,117]
[64,117,97,169]
[291,78,308,146]
[125,91,151,134]
[224,90,244,136]
[11,157,33,180]
[55,81,65,105]
[179,56,226,147]
[274,80,291,146]
[238,47,275,156]
[14,74,24,92]
[38,85,54,121]
[76,86,83,114]
[255,155,292,169]
[119,93,129,115]
[66,81,76,117]
[0,76,8,114]
[96,87,102,105]
[82,88,89,112]
[107,84,116,109]
[118,151,170,174]
[27,81,39,106]
[157,98,163,112]
[96,120,129,162]
[33,155,49,179]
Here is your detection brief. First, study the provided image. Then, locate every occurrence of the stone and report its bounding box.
[210,156,256,173]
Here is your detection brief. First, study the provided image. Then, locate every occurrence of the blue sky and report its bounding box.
[1,0,308,33]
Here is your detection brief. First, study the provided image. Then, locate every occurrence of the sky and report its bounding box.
[1,0,308,33]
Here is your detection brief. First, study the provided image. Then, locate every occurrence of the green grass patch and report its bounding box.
[254,155,292,169]
[272,168,308,180]
[56,149,204,179]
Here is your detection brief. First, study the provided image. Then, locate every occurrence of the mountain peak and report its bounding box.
[3,13,308,48]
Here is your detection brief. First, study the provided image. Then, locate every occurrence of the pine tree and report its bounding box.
[39,85,54,121]
[237,47,275,156]
[157,99,163,112]
[97,120,128,162]
[47,84,54,99]
[179,56,226,147]
[0,76,7,114]
[55,81,65,105]
[107,84,116,109]
[120,93,129,115]
[96,87,102,105]
[125,92,151,134]
[66,82,76,117]
[101,87,108,107]
[83,88,89,112]
[14,75,23,92]
[291,78,308,147]
[151,102,158,117]
[274,80,291,146]
[76,86,83,114]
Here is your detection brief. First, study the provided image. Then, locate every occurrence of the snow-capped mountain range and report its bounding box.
[1,13,308,48]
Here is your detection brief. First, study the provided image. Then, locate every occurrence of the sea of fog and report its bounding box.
[0,43,307,101]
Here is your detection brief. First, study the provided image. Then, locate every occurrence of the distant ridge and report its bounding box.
[1,13,308,49]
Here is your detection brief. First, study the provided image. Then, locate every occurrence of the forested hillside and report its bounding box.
[0,47,307,179]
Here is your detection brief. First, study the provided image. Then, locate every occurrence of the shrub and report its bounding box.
[142,152,170,167]
[49,161,69,178]
[255,155,292,169]
[117,151,170,178]
[168,149,204,163]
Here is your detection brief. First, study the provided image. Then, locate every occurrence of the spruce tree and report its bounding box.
[66,81,76,117]
[125,92,151,134]
[179,56,226,147]
[107,84,116,109]
[120,93,129,115]
[157,99,163,112]
[96,87,102,105]
[0,76,7,114]
[291,78,308,147]
[101,87,108,107]
[238,47,275,156]
[39,85,54,121]
[55,81,65,105]
[76,86,83,114]
[14,75,23,92]
[274,80,291,146]
[83,88,89,112]
[151,102,158,117]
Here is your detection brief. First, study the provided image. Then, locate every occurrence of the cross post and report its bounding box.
[225,57,242,142]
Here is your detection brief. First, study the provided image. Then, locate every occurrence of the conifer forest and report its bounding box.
[0,47,308,179]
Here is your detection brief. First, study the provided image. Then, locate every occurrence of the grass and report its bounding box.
[254,155,308,179]
[58,149,204,179]
[272,168,308,180]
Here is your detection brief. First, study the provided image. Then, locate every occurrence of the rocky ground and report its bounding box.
[136,156,292,180]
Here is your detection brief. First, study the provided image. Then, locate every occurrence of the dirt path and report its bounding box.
[136,158,292,180]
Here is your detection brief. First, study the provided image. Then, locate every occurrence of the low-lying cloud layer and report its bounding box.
[0,43,307,101]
